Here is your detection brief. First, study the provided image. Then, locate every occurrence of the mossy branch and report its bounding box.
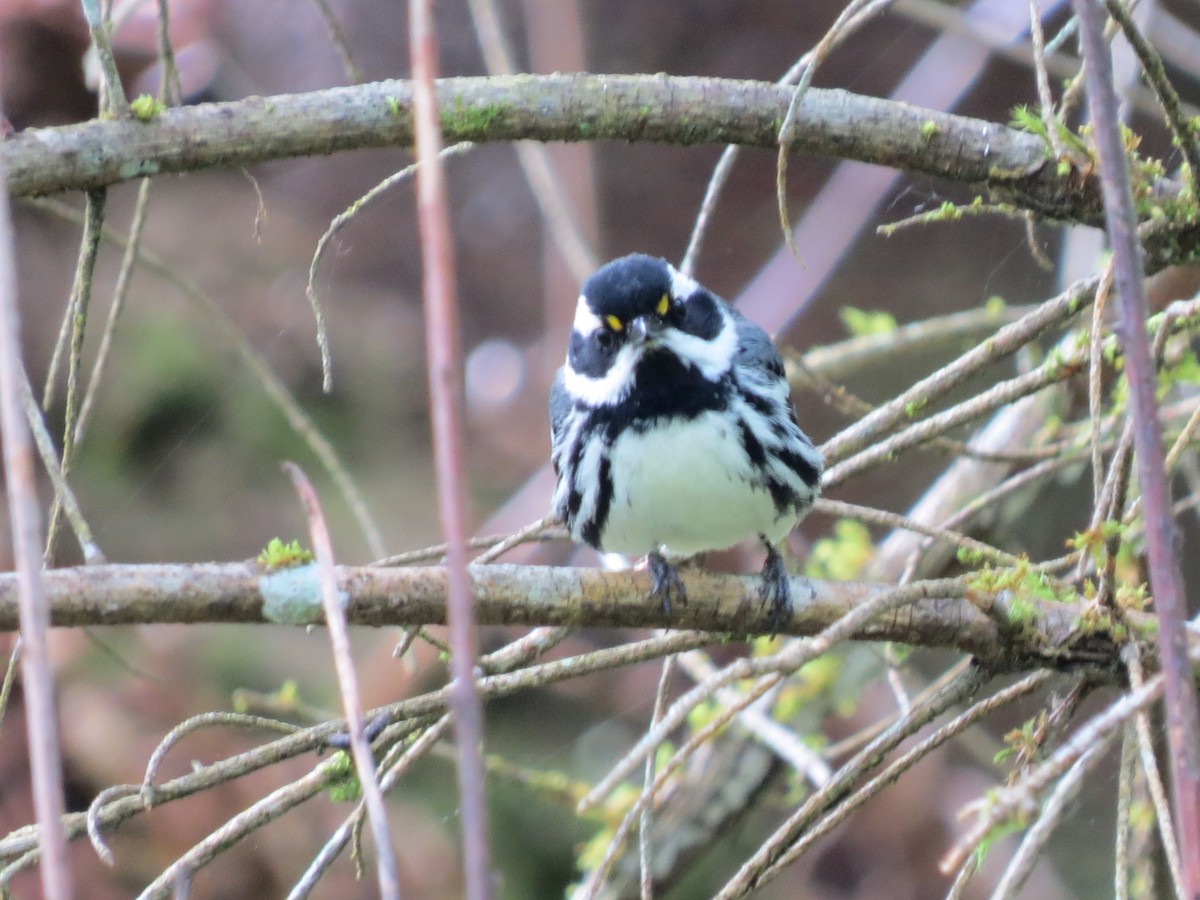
[4,73,1123,226]
[0,561,1131,672]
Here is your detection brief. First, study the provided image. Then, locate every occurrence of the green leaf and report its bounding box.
[806,520,874,580]
[257,537,314,569]
[130,94,165,122]
[325,751,362,802]
[839,306,898,338]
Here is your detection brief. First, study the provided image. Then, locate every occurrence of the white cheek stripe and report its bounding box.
[563,344,641,406]
[573,295,603,335]
[660,311,737,380]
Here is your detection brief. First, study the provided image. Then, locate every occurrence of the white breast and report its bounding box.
[601,410,794,557]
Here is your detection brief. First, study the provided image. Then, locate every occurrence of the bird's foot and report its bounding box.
[759,540,792,637]
[648,551,688,616]
[324,711,390,751]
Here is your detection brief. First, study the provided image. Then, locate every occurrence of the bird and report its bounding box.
[549,253,823,633]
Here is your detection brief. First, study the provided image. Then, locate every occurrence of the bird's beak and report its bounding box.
[628,315,663,347]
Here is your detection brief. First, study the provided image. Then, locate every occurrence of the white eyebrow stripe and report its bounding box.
[667,263,700,300]
[573,295,603,335]
[658,309,737,380]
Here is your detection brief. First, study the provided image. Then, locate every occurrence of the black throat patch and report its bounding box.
[586,349,729,436]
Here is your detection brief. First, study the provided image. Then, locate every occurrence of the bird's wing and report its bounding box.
[548,368,573,461]
[728,307,787,381]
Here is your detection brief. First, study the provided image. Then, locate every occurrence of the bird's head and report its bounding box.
[563,254,738,407]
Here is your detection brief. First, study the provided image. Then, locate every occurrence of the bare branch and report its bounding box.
[5,75,1117,228]
[0,562,1128,670]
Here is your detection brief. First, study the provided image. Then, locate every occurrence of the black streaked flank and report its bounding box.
[583,455,614,549]
[766,478,794,516]
[777,445,822,489]
[737,418,767,467]
[738,388,775,419]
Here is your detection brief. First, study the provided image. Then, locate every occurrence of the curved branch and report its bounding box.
[0,561,1122,671]
[7,74,1108,223]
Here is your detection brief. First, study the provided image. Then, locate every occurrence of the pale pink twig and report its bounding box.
[283,463,399,899]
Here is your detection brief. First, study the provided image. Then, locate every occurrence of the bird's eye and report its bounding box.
[656,293,670,317]
[595,330,616,350]
[605,315,624,332]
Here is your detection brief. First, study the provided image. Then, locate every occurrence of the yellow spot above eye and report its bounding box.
[605,314,624,332]
[656,294,670,317]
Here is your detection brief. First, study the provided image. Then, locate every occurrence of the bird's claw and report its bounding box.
[648,551,687,616]
[759,543,793,637]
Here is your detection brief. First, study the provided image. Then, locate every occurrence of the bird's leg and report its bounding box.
[759,536,792,636]
[648,551,688,616]
[324,711,390,751]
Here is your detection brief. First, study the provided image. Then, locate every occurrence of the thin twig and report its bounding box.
[135,755,348,899]
[747,670,1054,896]
[821,277,1097,466]
[716,662,990,898]
[674,650,832,786]
[0,638,20,737]
[141,712,300,801]
[639,654,674,900]
[681,0,896,274]
[85,784,138,866]
[1027,0,1068,161]
[152,0,182,105]
[466,0,598,282]
[469,516,554,565]
[306,142,474,391]
[577,653,681,900]
[0,154,72,897]
[309,0,367,84]
[286,716,443,899]
[989,739,1111,899]
[371,527,563,567]
[18,369,103,564]
[1126,645,1188,900]
[284,463,398,899]
[826,303,1200,489]
[75,179,153,444]
[409,0,492,895]
[1115,723,1134,900]
[1103,0,1200,181]
[28,197,388,558]
[815,497,1023,568]
[46,188,106,563]
[578,579,967,814]
[0,631,715,873]
[774,0,886,262]
[1073,4,1200,893]
[1088,263,1115,510]
[80,0,130,117]
[941,662,1170,876]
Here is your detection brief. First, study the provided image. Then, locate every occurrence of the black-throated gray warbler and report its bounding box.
[549,254,823,631]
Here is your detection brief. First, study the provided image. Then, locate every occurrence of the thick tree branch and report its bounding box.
[0,562,1124,671]
[5,74,1112,223]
